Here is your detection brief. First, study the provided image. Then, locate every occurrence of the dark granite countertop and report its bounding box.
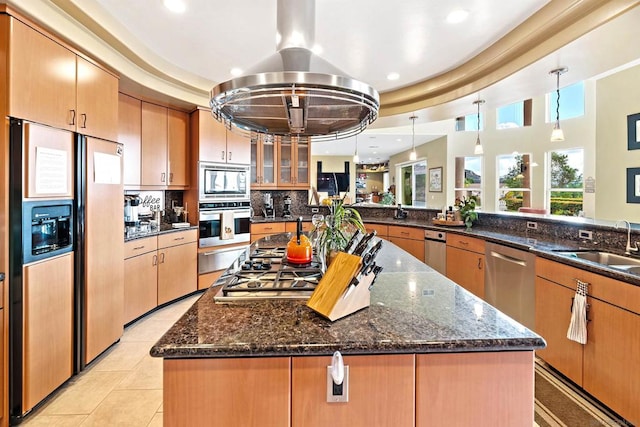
[150,234,545,359]
[250,216,313,223]
[124,224,197,242]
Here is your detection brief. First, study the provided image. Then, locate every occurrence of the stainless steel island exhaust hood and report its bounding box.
[210,0,380,142]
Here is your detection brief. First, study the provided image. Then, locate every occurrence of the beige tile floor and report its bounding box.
[22,294,201,427]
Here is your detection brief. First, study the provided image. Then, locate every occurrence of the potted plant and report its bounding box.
[316,197,365,264]
[455,195,479,230]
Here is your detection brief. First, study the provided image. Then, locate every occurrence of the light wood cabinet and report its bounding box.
[168,109,188,186]
[535,257,640,425]
[119,93,142,186]
[141,102,168,186]
[190,108,251,164]
[158,239,197,305]
[284,221,312,233]
[22,253,74,413]
[7,17,117,141]
[250,222,286,243]
[277,139,310,188]
[364,222,389,238]
[124,238,158,324]
[446,235,485,298]
[388,225,424,261]
[291,354,415,427]
[251,135,277,188]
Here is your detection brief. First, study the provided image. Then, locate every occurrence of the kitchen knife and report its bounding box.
[352,231,377,256]
[343,229,362,254]
[368,265,384,289]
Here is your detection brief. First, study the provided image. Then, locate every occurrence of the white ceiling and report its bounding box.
[80,0,640,161]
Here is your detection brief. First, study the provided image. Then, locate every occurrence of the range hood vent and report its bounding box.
[210,0,379,142]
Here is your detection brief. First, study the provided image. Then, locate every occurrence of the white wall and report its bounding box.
[310,156,356,203]
[596,64,640,222]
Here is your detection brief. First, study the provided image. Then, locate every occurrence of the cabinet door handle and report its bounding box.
[228,151,232,161]
[459,240,469,245]
[161,172,166,183]
[477,257,482,270]
[169,172,174,183]
[221,151,225,161]
[69,109,76,126]
[159,252,165,263]
[152,254,158,266]
[173,237,184,241]
[133,245,145,251]
[80,113,87,128]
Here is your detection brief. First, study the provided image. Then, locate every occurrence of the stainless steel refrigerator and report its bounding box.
[8,119,124,422]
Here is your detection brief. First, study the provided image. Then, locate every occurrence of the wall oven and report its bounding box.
[22,199,74,264]
[199,162,250,201]
[199,201,251,248]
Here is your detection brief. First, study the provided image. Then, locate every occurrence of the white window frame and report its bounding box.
[496,153,532,212]
[547,148,584,217]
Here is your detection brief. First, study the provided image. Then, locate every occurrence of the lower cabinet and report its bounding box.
[163,351,535,427]
[536,257,640,425]
[388,225,424,260]
[123,230,197,324]
[250,221,312,243]
[445,235,485,298]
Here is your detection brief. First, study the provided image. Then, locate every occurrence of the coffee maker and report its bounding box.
[262,193,274,218]
[282,195,292,219]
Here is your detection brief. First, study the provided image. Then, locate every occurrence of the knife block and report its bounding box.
[307,252,371,321]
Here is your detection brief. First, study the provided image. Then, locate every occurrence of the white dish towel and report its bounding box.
[567,279,589,344]
[220,211,235,240]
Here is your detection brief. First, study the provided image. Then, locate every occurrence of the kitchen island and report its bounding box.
[151,234,545,427]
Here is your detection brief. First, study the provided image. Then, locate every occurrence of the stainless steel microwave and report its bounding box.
[199,162,250,202]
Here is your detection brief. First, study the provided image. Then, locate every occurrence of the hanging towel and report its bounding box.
[220,211,235,240]
[567,279,589,344]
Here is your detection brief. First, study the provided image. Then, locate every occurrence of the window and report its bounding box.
[454,156,482,208]
[398,160,427,207]
[455,113,483,131]
[547,81,585,122]
[496,99,532,129]
[497,153,531,212]
[548,148,584,216]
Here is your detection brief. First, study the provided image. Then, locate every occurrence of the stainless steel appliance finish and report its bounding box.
[199,162,250,202]
[199,201,251,247]
[424,229,446,275]
[209,0,379,141]
[485,242,536,330]
[198,246,248,275]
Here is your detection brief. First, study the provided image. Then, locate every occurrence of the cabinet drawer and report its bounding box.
[446,235,485,254]
[158,229,197,249]
[285,221,313,233]
[250,222,286,235]
[536,257,640,315]
[365,223,389,238]
[124,236,158,259]
[388,225,422,240]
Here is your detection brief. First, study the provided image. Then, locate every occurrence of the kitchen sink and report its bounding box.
[557,250,640,269]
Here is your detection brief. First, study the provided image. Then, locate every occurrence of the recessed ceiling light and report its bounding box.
[230,68,243,77]
[164,0,186,13]
[387,72,400,81]
[446,8,468,24]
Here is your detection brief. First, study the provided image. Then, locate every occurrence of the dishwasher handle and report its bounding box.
[489,251,527,267]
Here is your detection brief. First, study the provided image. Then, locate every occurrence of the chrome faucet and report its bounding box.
[615,220,639,255]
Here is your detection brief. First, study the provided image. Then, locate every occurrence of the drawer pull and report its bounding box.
[133,245,145,250]
[401,231,409,235]
[458,241,469,245]
[265,227,273,230]
[174,237,185,241]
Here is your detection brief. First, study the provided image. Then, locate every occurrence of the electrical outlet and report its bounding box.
[311,207,319,213]
[579,230,593,240]
[527,221,538,230]
[326,366,349,403]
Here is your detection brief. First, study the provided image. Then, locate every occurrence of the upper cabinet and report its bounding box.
[277,138,310,188]
[190,108,251,165]
[6,17,118,141]
[251,136,277,189]
[119,96,189,188]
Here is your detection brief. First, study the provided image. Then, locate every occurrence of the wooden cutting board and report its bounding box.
[306,252,362,318]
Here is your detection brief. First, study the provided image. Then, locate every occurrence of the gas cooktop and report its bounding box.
[214,247,323,303]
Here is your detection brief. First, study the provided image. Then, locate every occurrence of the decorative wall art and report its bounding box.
[626,167,640,203]
[627,113,640,150]
[429,167,443,192]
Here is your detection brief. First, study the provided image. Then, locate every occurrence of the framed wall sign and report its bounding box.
[429,167,443,192]
[626,167,640,203]
[627,113,640,150]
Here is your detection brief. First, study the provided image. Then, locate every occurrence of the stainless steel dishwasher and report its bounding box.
[485,242,536,330]
[424,230,446,275]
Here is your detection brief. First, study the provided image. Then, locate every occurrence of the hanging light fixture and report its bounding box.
[353,135,359,163]
[549,67,568,142]
[472,99,485,155]
[409,115,417,161]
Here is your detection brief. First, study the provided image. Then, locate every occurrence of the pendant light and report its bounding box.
[550,67,568,142]
[409,115,417,161]
[472,99,485,155]
[353,135,359,163]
